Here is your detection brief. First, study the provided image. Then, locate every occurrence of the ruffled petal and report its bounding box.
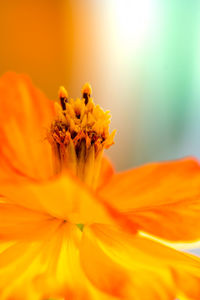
[0,203,56,241]
[0,174,116,226]
[99,157,200,241]
[80,226,132,299]
[33,223,91,299]
[80,224,200,300]
[0,218,61,300]
[0,72,56,181]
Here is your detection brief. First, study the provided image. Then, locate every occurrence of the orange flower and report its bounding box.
[0,72,200,300]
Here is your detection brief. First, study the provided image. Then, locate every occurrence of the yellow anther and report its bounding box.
[82,82,92,97]
[59,86,68,100]
[59,86,68,110]
[82,83,92,105]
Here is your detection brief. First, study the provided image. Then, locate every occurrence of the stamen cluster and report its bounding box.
[48,83,115,186]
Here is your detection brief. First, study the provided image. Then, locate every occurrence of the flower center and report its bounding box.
[48,83,115,188]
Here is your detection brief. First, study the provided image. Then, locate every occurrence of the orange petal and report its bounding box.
[99,157,200,241]
[0,222,70,299]
[0,218,62,300]
[35,223,119,300]
[0,203,57,241]
[0,173,116,226]
[0,72,56,181]
[96,156,115,189]
[0,221,116,300]
[33,223,91,299]
[80,228,132,299]
[80,224,200,300]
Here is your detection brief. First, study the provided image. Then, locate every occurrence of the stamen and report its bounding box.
[48,83,116,188]
[82,82,92,105]
[59,86,68,111]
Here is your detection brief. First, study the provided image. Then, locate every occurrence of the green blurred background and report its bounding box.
[1,0,200,172]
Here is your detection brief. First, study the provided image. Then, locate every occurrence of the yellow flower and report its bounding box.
[0,72,200,299]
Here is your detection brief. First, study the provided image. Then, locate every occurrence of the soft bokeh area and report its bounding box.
[1,0,200,254]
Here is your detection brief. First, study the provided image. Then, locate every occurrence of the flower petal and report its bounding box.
[34,223,119,300]
[0,218,61,300]
[0,174,115,226]
[99,157,200,241]
[97,156,115,189]
[33,223,91,299]
[80,226,132,299]
[0,203,56,241]
[0,72,56,181]
[80,224,200,300]
[0,221,116,300]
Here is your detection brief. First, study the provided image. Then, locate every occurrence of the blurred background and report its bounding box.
[1,0,200,172]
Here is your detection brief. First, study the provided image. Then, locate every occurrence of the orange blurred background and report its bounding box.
[0,0,66,99]
[0,1,116,100]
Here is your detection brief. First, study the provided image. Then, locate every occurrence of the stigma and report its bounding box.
[48,83,116,188]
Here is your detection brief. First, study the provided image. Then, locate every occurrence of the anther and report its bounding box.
[59,86,68,110]
[82,83,92,105]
